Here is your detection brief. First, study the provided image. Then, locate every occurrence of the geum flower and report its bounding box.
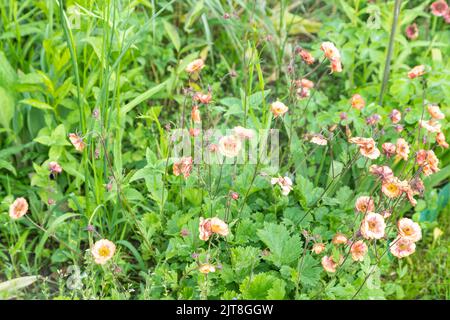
[390,237,416,258]
[271,176,293,196]
[350,94,365,110]
[312,243,326,254]
[309,134,327,146]
[185,58,205,73]
[360,212,386,240]
[199,217,229,241]
[270,101,288,118]
[408,65,425,79]
[369,165,394,182]
[397,218,422,242]
[232,126,254,140]
[430,0,448,16]
[350,240,368,262]
[416,149,440,176]
[298,48,315,65]
[92,239,116,265]
[218,135,242,158]
[320,41,343,73]
[389,109,401,124]
[396,138,410,161]
[427,104,445,120]
[420,120,441,133]
[436,132,449,148]
[173,156,193,178]
[382,143,396,157]
[349,137,380,159]
[321,255,343,273]
[9,197,29,220]
[69,133,86,151]
[355,196,375,213]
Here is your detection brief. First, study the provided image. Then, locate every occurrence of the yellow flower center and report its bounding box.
[98,245,110,257]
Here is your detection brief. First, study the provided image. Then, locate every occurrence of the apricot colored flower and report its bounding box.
[330,59,343,73]
[297,87,310,99]
[360,212,386,240]
[405,23,419,40]
[321,255,342,273]
[397,218,422,242]
[199,263,216,274]
[270,101,288,118]
[350,240,368,262]
[295,78,314,89]
[396,138,410,161]
[355,196,375,213]
[185,58,205,73]
[407,65,425,79]
[430,0,448,16]
[9,197,29,220]
[218,135,242,158]
[310,134,327,146]
[48,161,62,174]
[416,149,440,176]
[389,109,401,124]
[299,49,315,65]
[193,92,212,104]
[91,239,116,265]
[198,217,229,241]
[382,142,396,157]
[427,104,445,120]
[390,237,416,258]
[271,176,293,196]
[350,94,365,110]
[382,177,406,198]
[320,42,341,61]
[332,233,348,245]
[191,105,201,123]
[233,126,254,140]
[69,133,86,152]
[312,243,326,254]
[173,156,193,178]
[420,120,441,133]
[369,165,394,182]
[436,132,449,148]
[349,137,380,159]
[410,177,425,196]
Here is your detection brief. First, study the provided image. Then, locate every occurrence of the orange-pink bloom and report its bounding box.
[199,263,216,274]
[69,133,86,152]
[382,142,396,157]
[173,156,193,178]
[408,65,425,79]
[397,218,422,242]
[405,23,419,40]
[332,233,348,245]
[193,92,212,104]
[218,135,242,158]
[310,134,327,146]
[91,239,116,265]
[350,94,365,110]
[390,237,416,258]
[312,243,326,254]
[396,138,410,161]
[298,49,315,65]
[420,119,441,133]
[48,161,62,174]
[369,165,394,182]
[271,176,293,196]
[427,104,445,120]
[436,132,449,148]
[232,126,254,140]
[9,197,29,220]
[430,0,448,16]
[416,149,440,176]
[350,240,368,262]
[191,105,201,123]
[199,217,229,241]
[349,137,380,159]
[185,58,205,73]
[320,42,343,73]
[360,212,386,240]
[381,177,407,198]
[270,101,288,118]
[389,109,401,124]
[295,78,314,89]
[355,196,375,213]
[321,255,342,273]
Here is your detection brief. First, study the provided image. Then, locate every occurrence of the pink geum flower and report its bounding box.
[395,138,410,161]
[48,161,62,174]
[9,197,29,220]
[271,176,293,196]
[191,105,201,123]
[381,177,408,198]
[232,126,254,140]
[189,128,200,137]
[218,135,242,157]
[310,134,327,146]
[382,142,396,157]
[295,78,314,89]
[298,49,315,65]
[369,165,394,182]
[360,212,386,240]
[389,109,401,124]
[321,255,342,273]
[199,217,229,241]
[427,104,445,120]
[390,237,416,258]
[270,101,289,118]
[185,58,205,73]
[355,196,375,213]
[416,149,440,176]
[436,132,449,148]
[350,94,365,110]
[320,41,343,73]
[419,119,441,133]
[312,243,326,254]
[350,240,368,262]
[91,239,116,265]
[173,156,193,178]
[193,92,212,104]
[199,263,216,274]
[68,133,86,152]
[408,65,425,79]
[397,218,422,242]
[405,23,419,40]
[348,137,381,159]
[430,0,448,16]
[332,233,348,245]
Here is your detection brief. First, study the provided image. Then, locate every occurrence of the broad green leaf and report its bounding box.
[163,20,181,52]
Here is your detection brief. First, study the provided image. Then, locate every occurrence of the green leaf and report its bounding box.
[20,98,53,111]
[162,20,181,52]
[184,0,204,33]
[239,273,285,300]
[257,222,302,267]
[0,276,39,293]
